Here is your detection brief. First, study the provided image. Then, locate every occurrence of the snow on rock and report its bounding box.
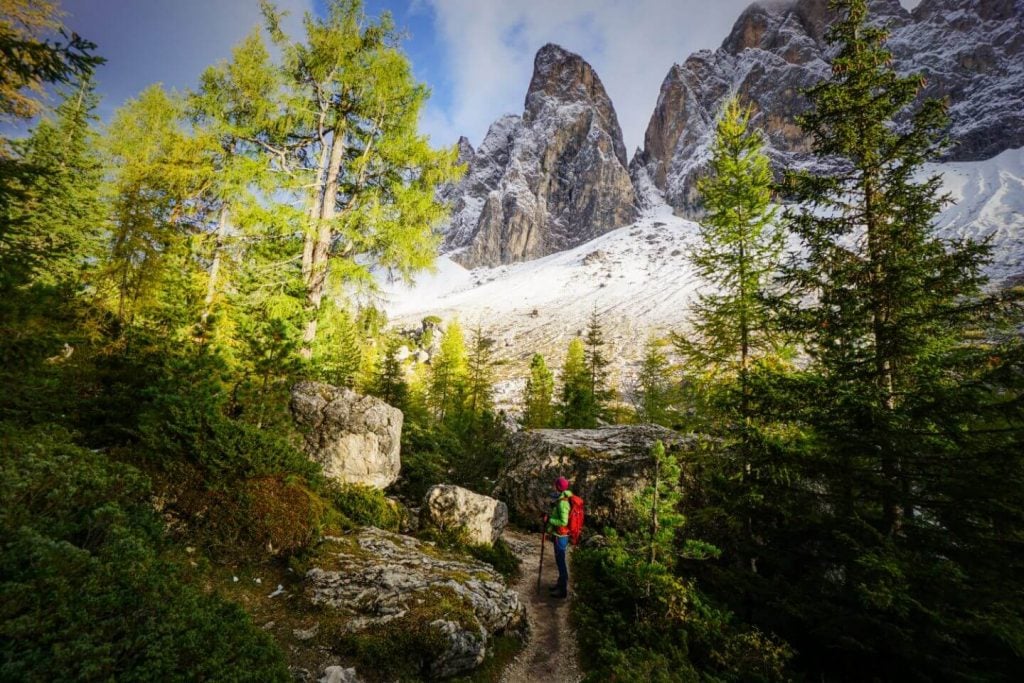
[383,149,1024,386]
[441,44,637,268]
[634,0,1024,215]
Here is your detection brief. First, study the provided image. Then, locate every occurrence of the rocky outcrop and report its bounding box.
[291,382,403,489]
[305,527,524,678]
[442,43,637,268]
[633,0,1024,214]
[319,667,362,683]
[494,425,694,528]
[422,485,509,546]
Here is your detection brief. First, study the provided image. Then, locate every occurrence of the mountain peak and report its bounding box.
[524,43,628,167]
[439,44,635,268]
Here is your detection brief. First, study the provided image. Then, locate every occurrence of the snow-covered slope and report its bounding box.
[384,199,699,369]
[381,148,1024,380]
[929,147,1024,280]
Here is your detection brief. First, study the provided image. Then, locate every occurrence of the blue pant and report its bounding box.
[553,535,569,591]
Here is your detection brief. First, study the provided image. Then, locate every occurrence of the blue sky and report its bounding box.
[58,0,920,153]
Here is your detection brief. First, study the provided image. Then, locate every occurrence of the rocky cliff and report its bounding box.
[632,0,1024,214]
[442,43,637,268]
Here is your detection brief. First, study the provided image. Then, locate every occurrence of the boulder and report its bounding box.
[422,485,509,545]
[306,527,524,678]
[291,382,403,489]
[495,425,694,528]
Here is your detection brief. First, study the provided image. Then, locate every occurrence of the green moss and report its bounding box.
[325,586,480,681]
[326,482,406,531]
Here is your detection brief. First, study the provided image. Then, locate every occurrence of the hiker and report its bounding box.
[545,476,572,599]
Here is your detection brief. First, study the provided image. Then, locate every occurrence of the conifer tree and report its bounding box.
[464,324,496,425]
[98,86,203,331]
[261,0,460,357]
[0,0,101,124]
[188,30,283,336]
[783,0,990,536]
[584,308,613,422]
[559,337,592,428]
[635,337,674,426]
[428,320,467,422]
[677,97,782,416]
[2,73,103,294]
[311,301,361,387]
[522,353,555,429]
[685,2,1024,678]
[372,336,408,408]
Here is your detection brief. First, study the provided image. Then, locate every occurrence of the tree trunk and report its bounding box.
[301,125,345,358]
[865,173,901,536]
[200,204,230,331]
[650,454,660,566]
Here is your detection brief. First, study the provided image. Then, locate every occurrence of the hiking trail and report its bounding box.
[499,529,582,683]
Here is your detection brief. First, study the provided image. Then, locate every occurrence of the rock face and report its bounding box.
[633,0,1024,214]
[422,485,509,545]
[306,528,524,678]
[442,43,637,268]
[495,425,693,528]
[290,382,403,489]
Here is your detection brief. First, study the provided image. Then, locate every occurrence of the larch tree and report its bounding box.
[635,336,674,426]
[676,97,782,417]
[559,337,592,428]
[428,319,467,422]
[99,86,203,332]
[188,30,283,338]
[464,324,496,426]
[261,0,460,359]
[521,353,555,429]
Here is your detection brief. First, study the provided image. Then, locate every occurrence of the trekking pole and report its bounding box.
[536,516,547,593]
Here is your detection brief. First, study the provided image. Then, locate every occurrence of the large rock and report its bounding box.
[442,43,637,268]
[306,527,524,678]
[422,485,509,546]
[291,382,403,489]
[633,0,1024,215]
[495,425,694,528]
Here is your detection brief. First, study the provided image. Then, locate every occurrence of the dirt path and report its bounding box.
[499,529,582,683]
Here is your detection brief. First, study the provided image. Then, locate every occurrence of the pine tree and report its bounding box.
[685,2,1024,678]
[1,73,103,294]
[371,336,408,408]
[676,97,783,417]
[584,308,613,423]
[635,336,674,426]
[521,353,555,429]
[464,324,496,425]
[559,337,592,428]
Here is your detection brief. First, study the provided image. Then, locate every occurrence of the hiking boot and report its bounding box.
[548,587,568,599]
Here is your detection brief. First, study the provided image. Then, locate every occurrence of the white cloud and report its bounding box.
[420,0,753,153]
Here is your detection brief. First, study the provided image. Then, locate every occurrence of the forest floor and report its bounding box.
[498,529,582,683]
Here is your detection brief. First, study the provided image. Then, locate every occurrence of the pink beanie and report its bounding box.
[555,477,570,492]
